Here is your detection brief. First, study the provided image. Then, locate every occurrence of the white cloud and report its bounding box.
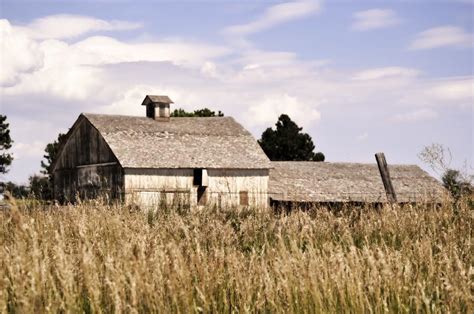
[12,141,46,160]
[0,20,44,86]
[352,67,419,81]
[408,26,473,50]
[1,23,230,100]
[398,77,474,108]
[19,14,142,40]
[352,9,401,31]
[244,94,320,129]
[224,0,321,36]
[391,109,438,123]
[1,14,473,183]
[427,77,474,103]
[73,36,229,66]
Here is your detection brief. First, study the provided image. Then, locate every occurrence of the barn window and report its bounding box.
[197,186,207,205]
[193,169,202,186]
[193,168,208,186]
[239,191,249,206]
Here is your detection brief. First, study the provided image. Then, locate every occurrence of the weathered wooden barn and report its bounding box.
[53,94,447,209]
[53,95,271,208]
[269,161,447,208]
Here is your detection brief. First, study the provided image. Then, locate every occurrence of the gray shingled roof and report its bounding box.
[269,162,447,203]
[83,113,271,169]
[142,95,173,104]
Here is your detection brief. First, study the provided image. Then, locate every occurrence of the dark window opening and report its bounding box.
[197,186,207,205]
[146,104,155,118]
[193,168,203,186]
[240,191,249,206]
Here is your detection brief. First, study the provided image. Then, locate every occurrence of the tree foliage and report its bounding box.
[441,169,472,201]
[258,114,324,161]
[2,181,28,198]
[29,174,52,200]
[38,132,66,200]
[419,143,473,201]
[41,133,67,177]
[171,108,224,117]
[0,115,13,174]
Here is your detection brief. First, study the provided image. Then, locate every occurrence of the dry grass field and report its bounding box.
[0,198,472,313]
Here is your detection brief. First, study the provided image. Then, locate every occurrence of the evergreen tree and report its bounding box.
[258,114,324,161]
[38,133,66,200]
[41,133,67,177]
[0,115,13,174]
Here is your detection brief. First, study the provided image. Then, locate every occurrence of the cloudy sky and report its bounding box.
[1,0,472,183]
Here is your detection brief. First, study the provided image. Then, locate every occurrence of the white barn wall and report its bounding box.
[123,168,269,208]
[207,169,269,208]
[124,168,194,207]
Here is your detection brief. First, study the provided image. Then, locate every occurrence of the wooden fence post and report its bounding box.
[375,152,397,203]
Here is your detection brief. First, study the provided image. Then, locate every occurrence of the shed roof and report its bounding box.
[82,113,271,169]
[269,161,447,204]
[142,95,173,105]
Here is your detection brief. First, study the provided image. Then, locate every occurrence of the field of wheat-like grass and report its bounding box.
[0,198,472,313]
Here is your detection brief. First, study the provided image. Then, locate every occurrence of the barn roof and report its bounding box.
[269,161,447,204]
[82,113,271,169]
[142,95,173,105]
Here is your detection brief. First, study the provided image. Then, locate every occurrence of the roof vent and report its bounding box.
[141,95,174,121]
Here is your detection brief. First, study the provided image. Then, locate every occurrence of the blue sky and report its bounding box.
[0,0,472,183]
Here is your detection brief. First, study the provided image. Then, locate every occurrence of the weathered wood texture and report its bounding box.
[54,118,123,202]
[375,153,397,203]
[123,168,269,208]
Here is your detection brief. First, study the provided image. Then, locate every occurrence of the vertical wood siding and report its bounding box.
[53,118,123,202]
[124,168,269,209]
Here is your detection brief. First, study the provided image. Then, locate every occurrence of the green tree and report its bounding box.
[314,152,325,162]
[2,181,28,198]
[0,115,13,174]
[171,108,224,117]
[38,133,66,200]
[442,169,472,201]
[29,174,52,200]
[41,133,67,177]
[419,143,473,202]
[258,114,324,161]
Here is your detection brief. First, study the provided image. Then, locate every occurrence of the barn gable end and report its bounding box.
[53,115,124,202]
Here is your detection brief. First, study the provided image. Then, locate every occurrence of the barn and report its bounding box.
[53,94,447,209]
[52,95,271,208]
[269,161,447,208]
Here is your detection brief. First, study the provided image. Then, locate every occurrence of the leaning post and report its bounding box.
[375,152,397,204]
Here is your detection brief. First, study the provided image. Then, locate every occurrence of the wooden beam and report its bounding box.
[375,153,397,203]
[76,162,118,169]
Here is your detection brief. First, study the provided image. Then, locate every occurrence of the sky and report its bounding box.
[0,0,473,184]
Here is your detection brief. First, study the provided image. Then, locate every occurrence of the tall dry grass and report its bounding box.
[0,199,472,313]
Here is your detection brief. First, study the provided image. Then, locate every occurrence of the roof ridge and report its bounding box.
[270,161,421,167]
[82,112,231,119]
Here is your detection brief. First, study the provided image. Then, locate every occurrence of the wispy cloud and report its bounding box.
[352,67,419,81]
[223,0,321,36]
[408,26,473,50]
[352,9,401,31]
[391,109,438,123]
[19,14,142,40]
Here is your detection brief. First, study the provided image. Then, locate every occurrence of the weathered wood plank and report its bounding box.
[375,152,397,203]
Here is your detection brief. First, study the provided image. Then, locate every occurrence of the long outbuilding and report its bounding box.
[269,161,447,208]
